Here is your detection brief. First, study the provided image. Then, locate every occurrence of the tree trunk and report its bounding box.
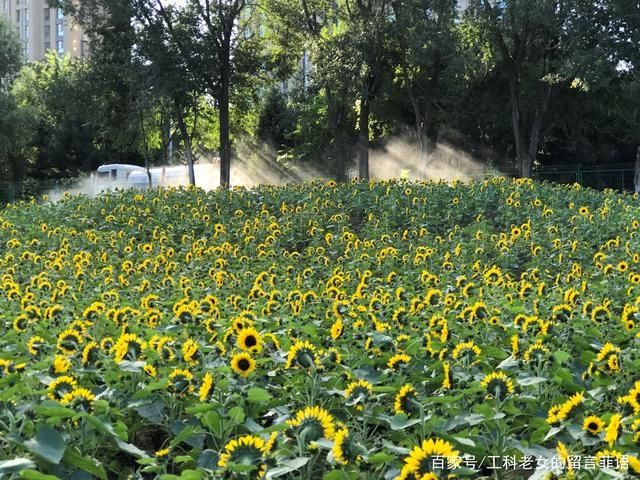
[417,125,429,178]
[357,94,370,181]
[219,65,231,189]
[526,83,554,179]
[635,146,640,193]
[162,115,171,164]
[508,74,530,177]
[144,153,153,188]
[326,88,347,183]
[418,103,436,177]
[176,112,195,186]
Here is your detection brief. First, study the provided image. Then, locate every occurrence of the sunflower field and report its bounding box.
[1,178,640,480]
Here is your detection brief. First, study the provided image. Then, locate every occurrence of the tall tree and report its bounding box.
[59,0,156,167]
[0,16,28,181]
[347,0,395,181]
[12,53,111,178]
[469,0,625,177]
[268,0,361,182]
[144,0,262,188]
[130,1,203,185]
[391,0,457,175]
[0,16,22,89]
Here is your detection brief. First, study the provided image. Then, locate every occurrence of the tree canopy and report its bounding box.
[0,0,638,188]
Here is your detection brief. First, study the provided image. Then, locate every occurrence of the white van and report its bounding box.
[94,164,145,192]
[128,166,190,189]
[93,164,191,192]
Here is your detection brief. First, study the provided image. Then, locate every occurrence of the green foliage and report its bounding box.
[11,53,108,178]
[1,179,640,477]
[256,88,297,151]
[3,0,640,185]
[0,16,23,89]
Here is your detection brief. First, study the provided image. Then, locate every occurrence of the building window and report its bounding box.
[57,23,63,36]
[57,40,63,53]
[57,8,63,20]
[44,24,50,38]
[44,8,50,21]
[44,41,51,51]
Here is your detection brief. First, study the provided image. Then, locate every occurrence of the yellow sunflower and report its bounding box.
[583,415,604,435]
[218,434,269,478]
[231,352,256,378]
[237,327,263,353]
[398,438,460,480]
[286,405,336,443]
[481,371,515,400]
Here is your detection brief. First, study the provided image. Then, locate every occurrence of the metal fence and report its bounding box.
[534,163,636,192]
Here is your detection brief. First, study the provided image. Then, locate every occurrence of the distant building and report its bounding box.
[0,0,88,62]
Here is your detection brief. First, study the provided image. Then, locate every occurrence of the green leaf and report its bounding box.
[185,403,217,414]
[553,350,571,364]
[172,455,193,464]
[201,411,223,437]
[24,426,66,464]
[33,402,76,418]
[85,416,127,441]
[453,436,476,447]
[141,465,163,474]
[366,452,395,464]
[247,387,272,403]
[170,425,199,448]
[381,441,410,455]
[266,457,309,478]
[389,414,422,430]
[196,450,218,470]
[62,449,108,480]
[226,463,257,473]
[115,439,149,458]
[496,356,519,370]
[323,471,350,480]
[517,376,547,386]
[544,426,563,441]
[178,470,204,480]
[227,406,245,427]
[134,399,166,424]
[0,458,36,474]
[118,360,146,372]
[19,470,61,480]
[372,386,396,393]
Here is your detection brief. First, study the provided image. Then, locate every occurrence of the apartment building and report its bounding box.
[0,0,88,62]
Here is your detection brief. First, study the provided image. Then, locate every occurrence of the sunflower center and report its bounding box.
[238,359,251,371]
[245,335,257,347]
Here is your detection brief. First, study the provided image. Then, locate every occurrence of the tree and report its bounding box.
[257,88,296,151]
[0,16,31,182]
[273,0,397,181]
[391,0,457,175]
[130,1,203,185]
[469,0,626,177]
[12,53,108,178]
[59,0,156,169]
[0,16,22,89]
[143,0,263,188]
[347,0,395,181]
